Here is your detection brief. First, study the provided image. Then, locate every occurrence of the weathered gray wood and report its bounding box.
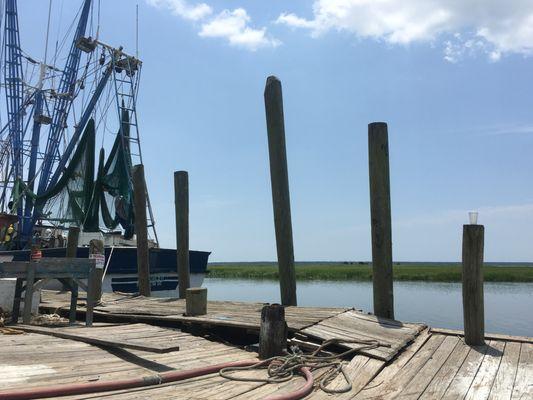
[89,239,104,302]
[69,280,79,325]
[132,164,151,297]
[66,226,80,258]
[185,287,207,316]
[462,224,485,345]
[259,304,287,359]
[11,278,23,323]
[86,264,96,326]
[22,264,36,324]
[264,76,297,307]
[174,170,190,299]
[368,122,394,320]
[13,324,181,353]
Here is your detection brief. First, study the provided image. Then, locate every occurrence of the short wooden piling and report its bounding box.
[264,76,297,306]
[185,287,207,316]
[259,304,287,359]
[462,224,485,345]
[89,239,104,303]
[132,164,151,297]
[368,122,394,320]
[66,226,80,258]
[174,171,190,299]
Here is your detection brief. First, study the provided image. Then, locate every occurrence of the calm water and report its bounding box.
[204,278,533,337]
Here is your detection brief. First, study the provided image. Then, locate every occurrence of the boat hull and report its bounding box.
[0,247,210,296]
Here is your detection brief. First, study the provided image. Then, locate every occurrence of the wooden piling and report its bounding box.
[132,164,151,297]
[174,171,190,299]
[264,76,297,306]
[462,224,485,345]
[66,226,80,258]
[89,239,104,303]
[259,304,288,359]
[185,288,207,316]
[368,122,394,320]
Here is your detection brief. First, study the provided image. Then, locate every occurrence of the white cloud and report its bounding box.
[276,0,533,61]
[200,8,280,51]
[146,0,212,21]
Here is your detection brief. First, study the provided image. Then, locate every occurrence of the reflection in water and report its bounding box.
[204,278,533,337]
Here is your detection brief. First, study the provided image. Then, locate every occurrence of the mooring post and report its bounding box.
[259,304,288,359]
[368,122,394,320]
[174,171,190,299]
[264,76,297,306]
[66,226,80,258]
[185,287,207,316]
[89,239,104,303]
[132,164,151,297]
[462,224,485,345]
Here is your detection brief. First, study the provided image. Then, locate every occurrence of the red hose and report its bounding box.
[0,360,314,400]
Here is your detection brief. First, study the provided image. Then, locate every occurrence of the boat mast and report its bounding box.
[37,0,93,196]
[3,0,24,221]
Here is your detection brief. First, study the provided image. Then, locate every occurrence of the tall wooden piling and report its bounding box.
[174,171,190,299]
[264,76,297,306]
[462,224,485,345]
[132,164,151,297]
[368,122,394,319]
[66,226,80,258]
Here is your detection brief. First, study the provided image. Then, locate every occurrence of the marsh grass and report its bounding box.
[207,262,533,282]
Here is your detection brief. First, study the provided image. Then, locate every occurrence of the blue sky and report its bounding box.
[18,0,533,262]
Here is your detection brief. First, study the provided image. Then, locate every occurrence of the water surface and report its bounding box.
[204,278,533,337]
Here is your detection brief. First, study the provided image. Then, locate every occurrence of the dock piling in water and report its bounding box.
[264,76,297,307]
[133,164,151,297]
[174,171,190,299]
[368,122,394,320]
[462,224,485,345]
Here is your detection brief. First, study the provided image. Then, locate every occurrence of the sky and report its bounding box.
[17,0,533,262]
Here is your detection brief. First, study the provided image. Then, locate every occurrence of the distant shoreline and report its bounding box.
[207,262,533,282]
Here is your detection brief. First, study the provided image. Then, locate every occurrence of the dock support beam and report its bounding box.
[66,226,80,258]
[264,76,297,306]
[259,304,287,359]
[133,164,151,297]
[462,224,485,345]
[174,171,190,299]
[368,122,394,320]
[89,239,104,303]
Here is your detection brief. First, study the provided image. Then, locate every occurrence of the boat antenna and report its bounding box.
[96,0,101,40]
[136,3,139,58]
[44,0,53,65]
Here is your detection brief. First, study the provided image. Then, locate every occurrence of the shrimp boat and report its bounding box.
[0,0,209,295]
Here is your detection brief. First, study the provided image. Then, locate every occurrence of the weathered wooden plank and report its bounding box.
[489,341,521,400]
[431,327,533,345]
[464,340,506,400]
[419,338,472,399]
[511,343,533,400]
[13,324,180,353]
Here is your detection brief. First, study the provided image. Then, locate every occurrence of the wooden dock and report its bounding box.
[0,290,530,399]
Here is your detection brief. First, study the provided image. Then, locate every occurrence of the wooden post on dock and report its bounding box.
[368,122,394,320]
[66,226,80,258]
[264,76,297,307]
[132,164,151,297]
[259,304,287,359]
[462,224,485,345]
[89,239,104,303]
[174,171,190,299]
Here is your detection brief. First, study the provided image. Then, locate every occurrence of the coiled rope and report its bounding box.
[220,338,389,394]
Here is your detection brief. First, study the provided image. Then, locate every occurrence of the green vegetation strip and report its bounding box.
[207,262,533,282]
